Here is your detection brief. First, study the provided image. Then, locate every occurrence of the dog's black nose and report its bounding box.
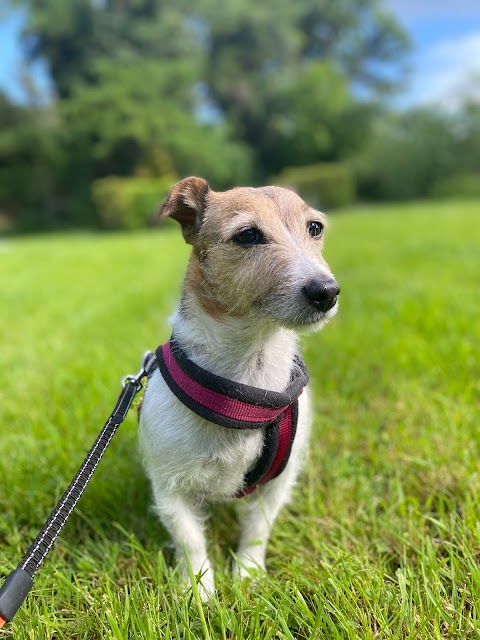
[303,278,340,312]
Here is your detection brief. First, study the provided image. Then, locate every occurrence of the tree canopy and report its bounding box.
[1,0,477,231]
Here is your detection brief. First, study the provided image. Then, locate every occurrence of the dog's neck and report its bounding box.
[171,298,298,392]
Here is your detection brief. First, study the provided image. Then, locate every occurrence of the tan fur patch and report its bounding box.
[183,250,230,320]
[159,177,334,325]
[187,186,330,319]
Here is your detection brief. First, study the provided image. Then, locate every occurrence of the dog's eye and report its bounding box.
[233,227,264,245]
[308,221,324,238]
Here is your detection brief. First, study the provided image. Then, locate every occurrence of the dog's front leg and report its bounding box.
[152,489,214,600]
[235,394,311,578]
[235,472,295,578]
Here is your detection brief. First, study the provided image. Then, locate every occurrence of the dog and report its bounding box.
[138,177,339,599]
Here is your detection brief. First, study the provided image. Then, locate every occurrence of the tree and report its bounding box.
[16,0,409,179]
[0,93,67,230]
[200,0,409,175]
[5,0,411,229]
[59,56,252,187]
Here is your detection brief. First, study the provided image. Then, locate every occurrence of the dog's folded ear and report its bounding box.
[155,177,210,244]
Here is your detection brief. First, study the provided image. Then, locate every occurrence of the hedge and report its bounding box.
[272,163,356,209]
[91,175,175,230]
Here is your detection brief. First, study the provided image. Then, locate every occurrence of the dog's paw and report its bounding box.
[195,571,216,602]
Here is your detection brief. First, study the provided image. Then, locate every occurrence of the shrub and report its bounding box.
[431,173,480,199]
[272,163,356,209]
[91,175,175,230]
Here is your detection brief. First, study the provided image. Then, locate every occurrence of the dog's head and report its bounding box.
[157,176,339,330]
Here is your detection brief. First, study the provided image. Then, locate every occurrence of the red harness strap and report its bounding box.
[143,338,309,497]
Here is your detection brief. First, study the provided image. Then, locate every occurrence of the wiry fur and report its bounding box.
[139,177,339,599]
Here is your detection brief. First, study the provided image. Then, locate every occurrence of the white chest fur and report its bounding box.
[138,308,309,500]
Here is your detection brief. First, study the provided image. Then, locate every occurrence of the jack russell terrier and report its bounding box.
[138,177,339,599]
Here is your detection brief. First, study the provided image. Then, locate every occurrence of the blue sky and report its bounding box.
[386,0,480,107]
[0,1,479,108]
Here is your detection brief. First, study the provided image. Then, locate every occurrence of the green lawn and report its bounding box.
[0,199,479,639]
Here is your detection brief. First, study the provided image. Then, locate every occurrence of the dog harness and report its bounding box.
[143,337,309,498]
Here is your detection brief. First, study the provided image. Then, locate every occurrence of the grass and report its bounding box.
[0,198,479,639]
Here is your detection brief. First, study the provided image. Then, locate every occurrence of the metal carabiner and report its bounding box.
[122,350,156,390]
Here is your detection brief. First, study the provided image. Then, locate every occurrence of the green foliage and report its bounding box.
[59,56,253,190]
[2,0,411,230]
[258,62,377,175]
[3,0,477,228]
[201,0,408,178]
[454,101,480,172]
[0,95,73,232]
[163,123,253,190]
[1,200,480,637]
[91,175,176,229]
[274,162,356,209]
[351,106,480,203]
[352,109,459,201]
[431,172,480,199]
[203,0,409,158]
[19,0,199,100]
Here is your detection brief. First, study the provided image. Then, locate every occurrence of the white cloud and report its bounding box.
[384,0,480,109]
[400,32,480,109]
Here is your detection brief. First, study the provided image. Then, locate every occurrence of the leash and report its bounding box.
[0,341,307,627]
[0,351,156,629]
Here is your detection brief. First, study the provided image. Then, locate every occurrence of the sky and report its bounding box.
[0,1,479,109]
[386,0,480,108]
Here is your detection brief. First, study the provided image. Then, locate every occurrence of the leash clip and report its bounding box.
[122,350,156,391]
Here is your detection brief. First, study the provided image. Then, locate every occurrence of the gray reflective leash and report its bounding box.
[0,350,156,628]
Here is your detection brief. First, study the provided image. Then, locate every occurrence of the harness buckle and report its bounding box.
[122,350,156,390]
